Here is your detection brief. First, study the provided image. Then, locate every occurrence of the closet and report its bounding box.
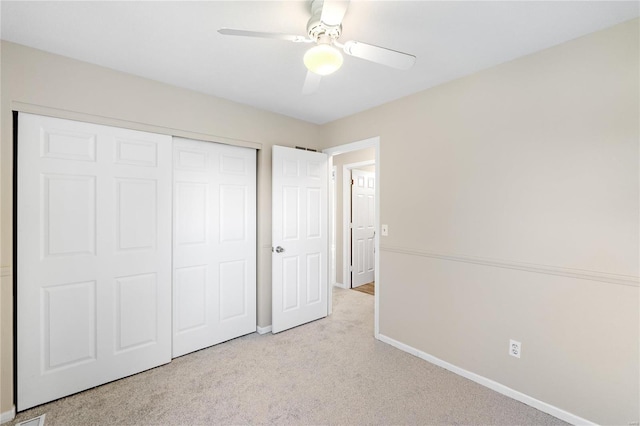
[16,113,256,410]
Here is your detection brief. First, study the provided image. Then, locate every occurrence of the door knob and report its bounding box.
[274,246,285,253]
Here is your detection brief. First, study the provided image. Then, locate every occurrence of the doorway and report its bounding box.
[323,137,380,337]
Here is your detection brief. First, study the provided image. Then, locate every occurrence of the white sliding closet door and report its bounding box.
[17,113,172,411]
[172,137,256,358]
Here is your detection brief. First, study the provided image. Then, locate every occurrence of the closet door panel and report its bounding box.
[18,113,172,411]
[172,138,256,358]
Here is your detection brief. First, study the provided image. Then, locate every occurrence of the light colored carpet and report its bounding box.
[11,288,566,425]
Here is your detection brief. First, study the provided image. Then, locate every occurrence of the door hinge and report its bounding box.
[351,179,355,185]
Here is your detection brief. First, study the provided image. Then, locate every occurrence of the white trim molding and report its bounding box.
[0,406,15,424]
[323,137,379,156]
[381,245,639,288]
[377,334,596,426]
[0,266,12,277]
[12,101,262,150]
[256,325,272,335]
[333,282,347,289]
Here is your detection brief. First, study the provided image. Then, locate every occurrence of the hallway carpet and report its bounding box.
[11,289,566,425]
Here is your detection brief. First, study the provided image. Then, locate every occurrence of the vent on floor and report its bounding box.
[17,414,46,426]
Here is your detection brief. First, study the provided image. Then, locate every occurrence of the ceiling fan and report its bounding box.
[218,0,416,95]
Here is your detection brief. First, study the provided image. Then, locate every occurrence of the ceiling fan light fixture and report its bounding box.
[304,43,343,76]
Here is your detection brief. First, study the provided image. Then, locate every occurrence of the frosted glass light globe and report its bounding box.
[304,44,343,76]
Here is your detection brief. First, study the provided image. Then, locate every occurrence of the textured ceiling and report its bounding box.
[2,1,638,124]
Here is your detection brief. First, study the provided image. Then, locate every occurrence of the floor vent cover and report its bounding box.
[17,414,46,426]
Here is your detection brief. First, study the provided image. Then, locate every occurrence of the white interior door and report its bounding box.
[17,113,172,410]
[351,169,375,287]
[272,146,328,333]
[172,137,256,357]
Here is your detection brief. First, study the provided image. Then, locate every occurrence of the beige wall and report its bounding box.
[0,41,320,413]
[330,148,375,286]
[320,19,639,425]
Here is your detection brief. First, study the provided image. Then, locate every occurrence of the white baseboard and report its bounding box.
[334,282,347,289]
[0,406,15,424]
[256,325,272,335]
[377,334,596,426]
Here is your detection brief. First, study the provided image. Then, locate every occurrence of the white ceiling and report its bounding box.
[1,1,638,124]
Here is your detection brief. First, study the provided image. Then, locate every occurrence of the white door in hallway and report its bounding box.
[17,113,172,410]
[351,169,375,287]
[172,137,256,358]
[272,146,328,333]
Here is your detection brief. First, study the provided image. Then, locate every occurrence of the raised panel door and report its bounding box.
[17,113,172,410]
[351,169,375,287]
[272,145,328,333]
[172,137,256,357]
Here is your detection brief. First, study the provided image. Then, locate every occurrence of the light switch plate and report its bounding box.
[381,224,389,236]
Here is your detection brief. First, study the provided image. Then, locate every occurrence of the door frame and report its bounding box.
[323,136,380,337]
[342,160,375,289]
[330,165,337,288]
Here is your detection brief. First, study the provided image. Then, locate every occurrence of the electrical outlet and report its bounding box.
[381,224,389,236]
[509,339,521,358]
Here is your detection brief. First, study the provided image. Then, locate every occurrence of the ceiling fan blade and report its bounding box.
[341,40,416,70]
[218,28,312,43]
[302,71,322,95]
[320,0,350,26]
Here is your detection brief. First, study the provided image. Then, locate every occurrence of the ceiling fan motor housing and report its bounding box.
[307,0,342,42]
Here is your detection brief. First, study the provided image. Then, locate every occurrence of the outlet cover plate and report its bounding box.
[509,339,521,358]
